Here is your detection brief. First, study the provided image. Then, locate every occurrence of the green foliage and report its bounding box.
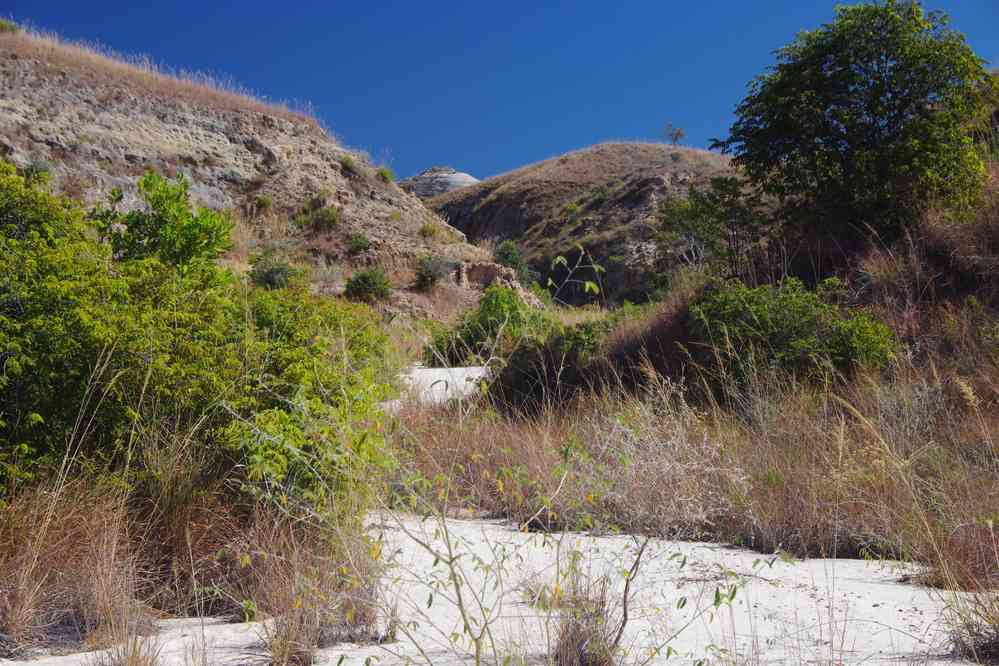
[0,161,390,518]
[249,249,304,289]
[426,285,556,366]
[376,167,394,184]
[418,223,440,239]
[294,205,340,233]
[344,268,392,303]
[339,155,358,178]
[346,232,371,256]
[689,277,895,381]
[714,0,997,237]
[0,19,18,33]
[414,255,454,292]
[494,239,534,285]
[93,172,233,268]
[658,176,772,276]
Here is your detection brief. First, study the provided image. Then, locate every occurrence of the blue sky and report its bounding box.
[9,1,999,179]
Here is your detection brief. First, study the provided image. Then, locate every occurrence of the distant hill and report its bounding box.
[430,142,732,302]
[0,27,501,321]
[400,166,479,198]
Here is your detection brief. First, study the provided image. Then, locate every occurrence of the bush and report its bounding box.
[689,277,895,382]
[249,249,303,289]
[344,268,391,303]
[426,285,555,366]
[346,232,371,256]
[413,255,453,292]
[294,206,340,233]
[0,19,18,34]
[93,173,233,268]
[418,223,440,239]
[0,160,390,517]
[339,155,358,178]
[376,167,394,184]
[494,239,533,284]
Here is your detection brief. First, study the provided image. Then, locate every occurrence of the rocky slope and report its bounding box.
[431,142,732,302]
[0,29,502,320]
[399,166,479,198]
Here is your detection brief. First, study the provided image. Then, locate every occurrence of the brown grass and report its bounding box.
[0,28,319,127]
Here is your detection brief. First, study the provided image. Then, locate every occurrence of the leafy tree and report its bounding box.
[93,172,233,268]
[658,176,772,277]
[713,0,997,237]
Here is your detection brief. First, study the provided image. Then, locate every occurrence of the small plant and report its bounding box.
[494,239,534,285]
[418,223,440,240]
[414,255,453,292]
[346,232,371,256]
[376,167,394,184]
[254,194,273,212]
[294,206,340,233]
[0,19,18,34]
[249,249,302,289]
[339,155,358,178]
[345,268,392,303]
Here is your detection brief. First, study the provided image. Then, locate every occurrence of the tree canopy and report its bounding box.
[713,0,997,238]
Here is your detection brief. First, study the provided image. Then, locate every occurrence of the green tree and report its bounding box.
[494,239,533,284]
[713,0,996,238]
[658,176,771,277]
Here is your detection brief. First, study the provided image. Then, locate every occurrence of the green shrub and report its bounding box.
[346,232,371,256]
[344,268,391,303]
[414,255,454,292]
[0,19,18,34]
[689,277,895,382]
[339,155,358,178]
[0,161,390,519]
[494,239,533,284]
[294,206,340,233]
[92,172,233,268]
[426,285,555,366]
[249,249,303,289]
[376,167,394,184]
[418,223,440,239]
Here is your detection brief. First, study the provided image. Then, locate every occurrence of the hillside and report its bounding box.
[431,142,732,302]
[0,29,495,321]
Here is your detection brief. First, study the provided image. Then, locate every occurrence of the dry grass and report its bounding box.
[0,27,318,126]
[0,481,151,652]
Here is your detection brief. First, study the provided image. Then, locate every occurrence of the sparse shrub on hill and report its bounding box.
[344,267,392,303]
[0,19,18,34]
[294,204,340,233]
[494,239,534,285]
[249,248,304,289]
[689,277,895,383]
[339,154,359,178]
[377,167,394,183]
[414,255,454,292]
[714,0,997,239]
[418,222,440,239]
[346,232,371,256]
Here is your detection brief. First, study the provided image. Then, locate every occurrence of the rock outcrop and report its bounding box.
[400,166,479,198]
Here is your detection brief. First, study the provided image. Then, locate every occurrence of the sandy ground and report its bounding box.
[10,514,965,666]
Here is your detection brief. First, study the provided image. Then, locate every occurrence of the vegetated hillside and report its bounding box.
[0,28,496,320]
[431,142,732,302]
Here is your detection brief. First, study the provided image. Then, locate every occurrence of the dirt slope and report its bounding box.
[432,142,732,302]
[0,29,497,321]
